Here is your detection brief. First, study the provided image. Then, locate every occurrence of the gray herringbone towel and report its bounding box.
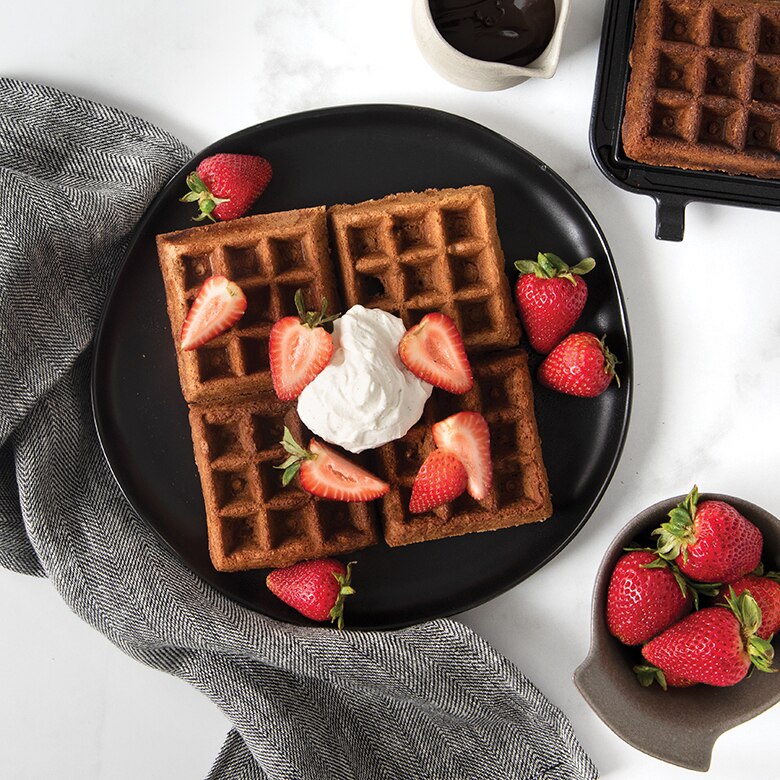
[0,78,598,780]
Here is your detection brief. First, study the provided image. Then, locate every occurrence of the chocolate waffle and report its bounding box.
[373,349,552,547]
[328,186,521,352]
[189,395,378,571]
[157,207,338,404]
[622,0,780,178]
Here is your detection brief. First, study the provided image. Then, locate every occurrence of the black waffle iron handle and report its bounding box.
[653,194,688,241]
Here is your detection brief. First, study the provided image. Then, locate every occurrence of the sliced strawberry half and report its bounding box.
[277,428,389,502]
[398,312,473,394]
[180,275,247,351]
[269,290,339,401]
[431,411,492,500]
[409,449,468,513]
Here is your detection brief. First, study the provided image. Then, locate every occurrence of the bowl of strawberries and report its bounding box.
[574,487,780,772]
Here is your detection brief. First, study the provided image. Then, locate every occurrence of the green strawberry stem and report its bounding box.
[634,664,669,691]
[275,427,317,486]
[179,172,230,223]
[294,288,340,329]
[329,561,357,630]
[724,588,776,674]
[514,251,596,284]
[626,546,720,609]
[599,335,621,389]
[652,485,699,564]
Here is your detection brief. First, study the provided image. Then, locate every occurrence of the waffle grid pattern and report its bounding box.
[158,190,548,571]
[189,398,377,571]
[329,186,520,352]
[622,0,780,177]
[374,350,552,547]
[157,207,338,403]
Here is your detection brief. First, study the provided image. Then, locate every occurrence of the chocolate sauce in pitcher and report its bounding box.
[430,0,557,67]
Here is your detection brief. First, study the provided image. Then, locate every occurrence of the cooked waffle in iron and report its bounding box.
[156,207,339,404]
[373,350,552,547]
[622,0,780,178]
[189,396,378,571]
[328,186,521,352]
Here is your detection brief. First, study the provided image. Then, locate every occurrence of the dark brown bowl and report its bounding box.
[573,493,780,772]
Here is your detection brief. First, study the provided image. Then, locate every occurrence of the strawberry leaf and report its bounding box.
[571,257,596,275]
[725,588,776,672]
[634,664,668,691]
[281,461,302,487]
[329,561,357,630]
[653,485,698,563]
[180,171,229,223]
[514,259,539,276]
[293,288,340,329]
[281,427,310,459]
[277,427,315,485]
[514,253,596,284]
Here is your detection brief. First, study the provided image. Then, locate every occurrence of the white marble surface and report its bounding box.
[2,1,780,778]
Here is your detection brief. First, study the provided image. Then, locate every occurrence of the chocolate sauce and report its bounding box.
[430,0,557,67]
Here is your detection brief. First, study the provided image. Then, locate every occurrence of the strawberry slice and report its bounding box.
[180,275,247,351]
[277,428,389,502]
[431,411,493,500]
[409,449,468,513]
[269,290,339,401]
[398,313,473,394]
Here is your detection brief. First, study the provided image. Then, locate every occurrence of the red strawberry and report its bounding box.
[653,486,763,583]
[409,449,468,513]
[278,428,389,502]
[431,411,492,501]
[716,574,780,640]
[537,332,619,397]
[514,252,595,353]
[640,590,775,687]
[180,275,247,350]
[606,551,694,646]
[269,290,339,401]
[180,153,272,222]
[266,558,356,628]
[398,313,473,394]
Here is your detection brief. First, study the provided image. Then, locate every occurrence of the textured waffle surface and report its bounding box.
[328,186,521,352]
[622,0,780,177]
[373,350,552,547]
[189,397,378,571]
[157,208,339,403]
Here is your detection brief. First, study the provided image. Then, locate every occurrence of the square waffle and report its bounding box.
[372,349,552,547]
[156,207,339,404]
[622,0,780,178]
[328,186,521,352]
[188,395,378,571]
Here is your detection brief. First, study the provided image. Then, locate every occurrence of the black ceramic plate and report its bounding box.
[92,105,632,630]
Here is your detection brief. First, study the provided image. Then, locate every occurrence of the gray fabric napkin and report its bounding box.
[0,78,598,780]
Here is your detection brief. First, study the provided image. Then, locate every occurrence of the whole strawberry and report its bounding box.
[653,486,763,583]
[716,573,780,640]
[514,252,595,353]
[537,332,620,397]
[180,153,272,222]
[266,559,356,629]
[640,590,775,687]
[607,550,703,646]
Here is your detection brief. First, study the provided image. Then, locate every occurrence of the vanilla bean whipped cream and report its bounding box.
[297,305,432,453]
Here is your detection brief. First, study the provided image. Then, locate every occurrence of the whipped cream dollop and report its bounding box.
[297,305,432,453]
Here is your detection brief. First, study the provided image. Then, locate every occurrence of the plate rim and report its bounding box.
[91,103,634,630]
